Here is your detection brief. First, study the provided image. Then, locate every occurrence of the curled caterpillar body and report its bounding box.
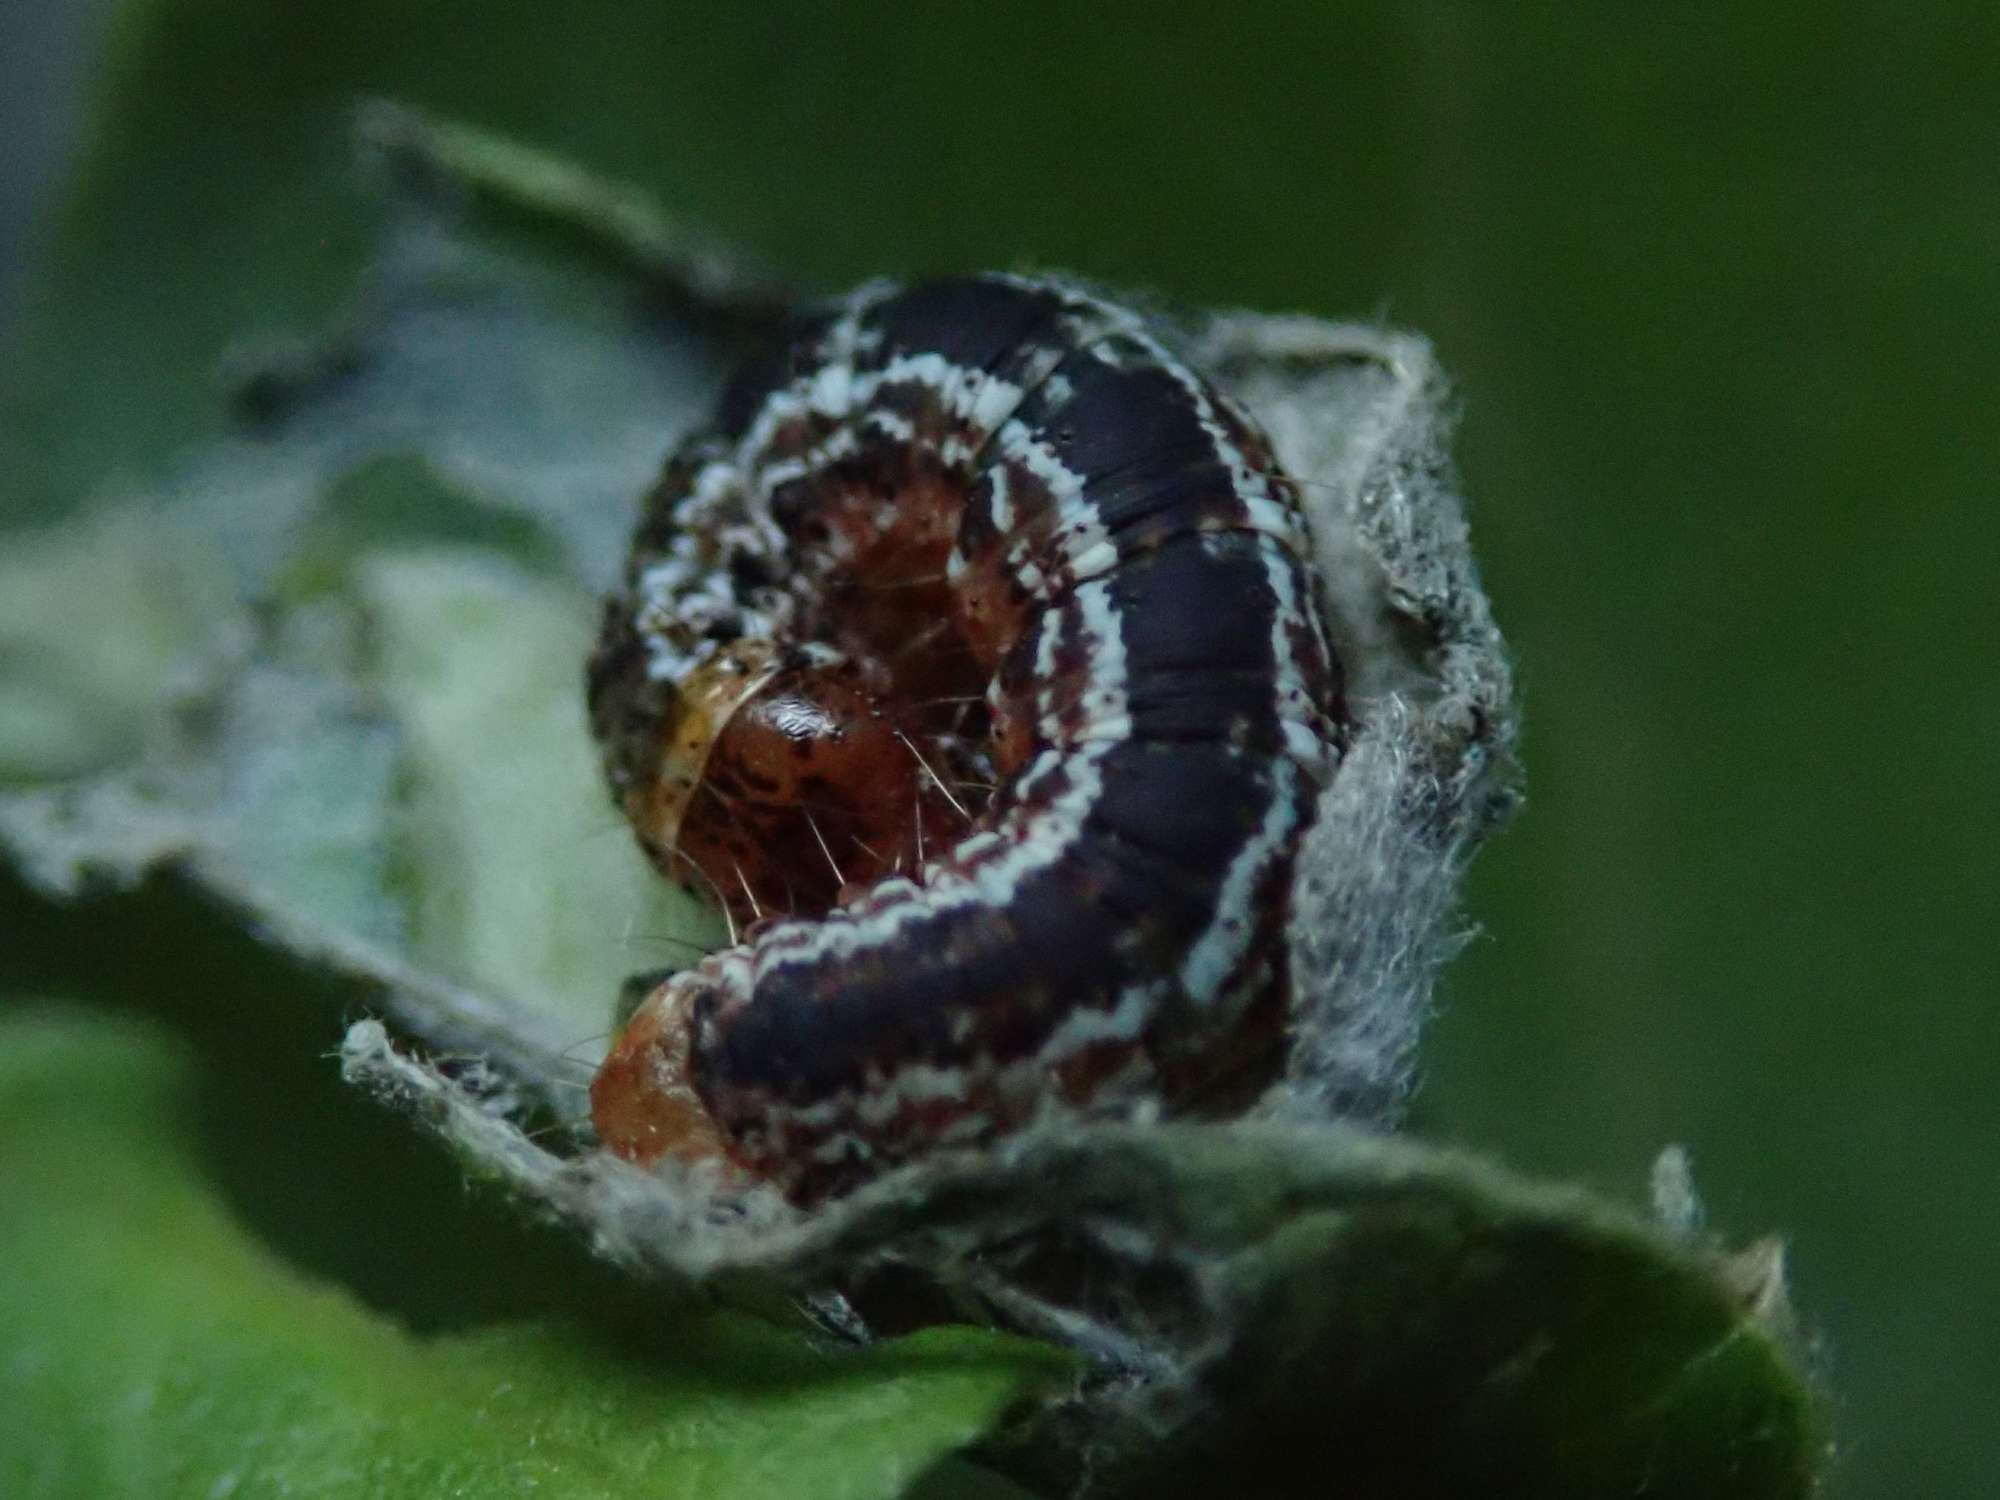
[588,273,1345,1203]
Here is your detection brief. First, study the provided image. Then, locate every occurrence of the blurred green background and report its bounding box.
[2,4,1992,1495]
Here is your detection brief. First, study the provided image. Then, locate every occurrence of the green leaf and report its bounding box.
[343,1026,1825,1500]
[1155,1138,1822,1500]
[0,8,1837,1494]
[939,1130,1820,1500]
[0,1005,1067,1499]
[352,542,720,1026]
[1,285,719,1046]
[0,509,231,782]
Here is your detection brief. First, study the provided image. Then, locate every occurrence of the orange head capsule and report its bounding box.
[589,969,738,1172]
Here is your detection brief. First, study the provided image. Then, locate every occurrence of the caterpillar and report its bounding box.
[587,272,1345,1204]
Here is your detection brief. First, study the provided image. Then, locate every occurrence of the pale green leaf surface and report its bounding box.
[0,508,231,782]
[0,203,721,1035]
[0,504,713,1042]
[0,1006,1067,1500]
[353,543,719,1026]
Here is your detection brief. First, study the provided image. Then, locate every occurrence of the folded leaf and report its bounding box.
[0,1006,1067,1499]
